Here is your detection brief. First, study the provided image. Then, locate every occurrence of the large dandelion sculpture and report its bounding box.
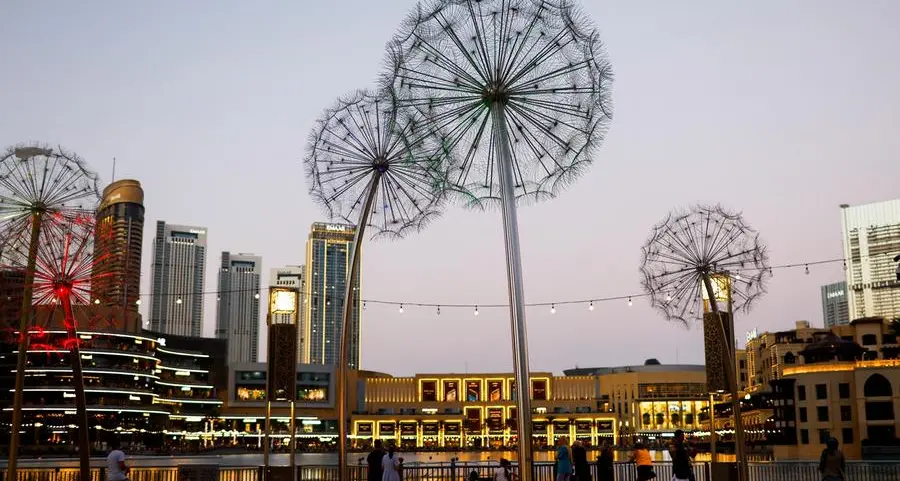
[388,0,612,473]
[640,204,771,481]
[0,143,100,477]
[1,211,108,481]
[304,89,446,477]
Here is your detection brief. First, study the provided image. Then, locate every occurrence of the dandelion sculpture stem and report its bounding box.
[389,1,612,475]
[305,90,445,480]
[640,205,771,481]
[0,144,100,481]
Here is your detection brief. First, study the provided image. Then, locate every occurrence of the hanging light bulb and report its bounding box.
[550,304,556,314]
[436,305,441,315]
[805,265,810,275]
[628,297,633,307]
[474,305,479,316]
[94,299,100,305]
[666,293,672,302]
[363,301,367,310]
[254,293,260,299]
[399,304,404,314]
[843,260,847,271]
[135,299,142,306]
[588,301,594,311]
[175,298,183,305]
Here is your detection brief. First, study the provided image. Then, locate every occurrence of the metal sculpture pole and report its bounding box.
[492,103,534,475]
[305,90,446,480]
[7,213,42,480]
[337,174,379,481]
[59,288,91,481]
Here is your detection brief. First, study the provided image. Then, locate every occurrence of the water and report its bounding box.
[13,450,692,468]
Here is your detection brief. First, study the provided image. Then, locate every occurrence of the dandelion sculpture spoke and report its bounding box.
[640,204,770,481]
[0,210,105,481]
[0,143,100,480]
[388,1,612,474]
[305,89,445,479]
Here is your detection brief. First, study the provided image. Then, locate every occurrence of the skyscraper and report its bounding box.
[216,252,262,364]
[303,223,360,368]
[821,281,850,328]
[841,199,900,321]
[269,265,306,362]
[149,221,207,337]
[92,179,145,312]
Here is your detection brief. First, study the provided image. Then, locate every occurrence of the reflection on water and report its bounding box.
[14,450,770,468]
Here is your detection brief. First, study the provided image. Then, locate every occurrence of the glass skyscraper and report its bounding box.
[821,281,850,328]
[303,223,360,368]
[149,221,207,337]
[216,252,262,364]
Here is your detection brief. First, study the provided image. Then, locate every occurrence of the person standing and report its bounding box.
[494,458,517,481]
[596,441,615,481]
[556,437,573,481]
[631,441,655,481]
[572,440,590,481]
[382,444,402,481]
[367,440,385,481]
[819,438,846,481]
[669,431,694,481]
[106,438,130,481]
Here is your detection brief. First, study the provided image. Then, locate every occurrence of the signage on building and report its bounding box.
[532,421,548,434]
[357,423,373,436]
[400,423,417,436]
[575,420,592,433]
[827,290,845,299]
[422,423,439,436]
[597,420,614,433]
[444,423,461,435]
[487,408,504,431]
[378,422,395,436]
[189,229,206,235]
[746,329,759,342]
[325,224,347,232]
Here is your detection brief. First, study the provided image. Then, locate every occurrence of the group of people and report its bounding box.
[366,440,405,481]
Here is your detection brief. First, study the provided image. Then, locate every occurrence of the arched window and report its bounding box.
[864,374,893,397]
[783,352,796,365]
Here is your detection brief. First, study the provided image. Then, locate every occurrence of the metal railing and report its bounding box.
[3,461,900,481]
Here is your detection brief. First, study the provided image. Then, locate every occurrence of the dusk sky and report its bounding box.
[2,1,899,377]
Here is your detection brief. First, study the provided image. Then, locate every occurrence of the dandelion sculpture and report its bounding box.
[640,205,771,481]
[304,89,446,478]
[0,144,101,479]
[1,211,107,481]
[388,1,612,474]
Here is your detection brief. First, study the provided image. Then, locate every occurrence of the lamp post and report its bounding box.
[264,287,300,481]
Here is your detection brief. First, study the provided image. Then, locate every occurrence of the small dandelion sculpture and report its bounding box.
[640,204,770,481]
[388,1,612,473]
[0,143,100,478]
[304,89,446,477]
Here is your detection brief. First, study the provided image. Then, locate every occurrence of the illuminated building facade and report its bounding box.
[269,266,306,363]
[303,223,359,368]
[215,252,262,364]
[149,221,207,337]
[841,199,900,320]
[822,281,850,328]
[92,179,145,313]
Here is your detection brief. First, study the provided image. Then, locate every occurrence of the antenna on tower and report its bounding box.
[111,157,116,182]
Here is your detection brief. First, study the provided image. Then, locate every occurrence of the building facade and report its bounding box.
[270,266,306,362]
[215,252,262,364]
[91,179,145,313]
[149,221,207,337]
[840,200,900,321]
[0,269,24,332]
[303,223,360,368]
[822,281,851,328]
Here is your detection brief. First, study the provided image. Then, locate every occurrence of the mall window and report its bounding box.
[236,386,266,401]
[817,406,830,422]
[799,407,807,423]
[842,428,853,444]
[838,383,850,399]
[841,405,852,422]
[815,384,827,400]
[798,385,806,401]
[297,387,327,402]
[800,429,809,444]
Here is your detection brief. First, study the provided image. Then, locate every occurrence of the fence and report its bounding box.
[3,461,900,481]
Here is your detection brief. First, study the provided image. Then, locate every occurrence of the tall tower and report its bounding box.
[92,179,145,313]
[840,200,900,321]
[821,281,850,328]
[215,252,262,364]
[149,221,207,337]
[270,266,305,362]
[303,222,360,368]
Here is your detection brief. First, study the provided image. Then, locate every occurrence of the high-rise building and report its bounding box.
[92,179,145,313]
[840,200,900,321]
[270,266,306,362]
[821,281,850,327]
[215,252,262,364]
[303,223,360,368]
[149,221,207,337]
[0,270,24,332]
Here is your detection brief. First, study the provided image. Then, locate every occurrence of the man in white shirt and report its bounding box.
[106,439,129,481]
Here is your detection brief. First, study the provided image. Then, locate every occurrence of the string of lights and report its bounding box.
[61,253,887,312]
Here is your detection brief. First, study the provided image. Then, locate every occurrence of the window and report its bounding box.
[841,405,852,422]
[842,428,853,444]
[799,407,807,423]
[800,429,809,444]
[817,406,830,422]
[861,334,878,346]
[818,429,831,444]
[864,374,893,397]
[739,360,746,369]
[798,385,806,401]
[783,352,796,365]
[839,383,850,399]
[816,384,828,400]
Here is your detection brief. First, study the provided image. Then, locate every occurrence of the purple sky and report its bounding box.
[2,1,899,377]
